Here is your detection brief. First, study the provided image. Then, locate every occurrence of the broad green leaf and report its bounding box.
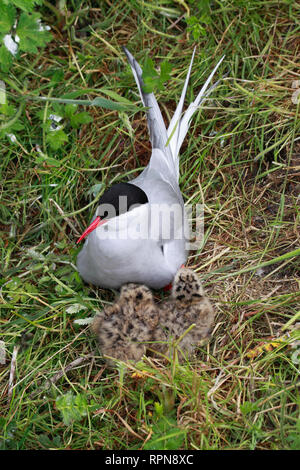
[160,60,172,82]
[142,57,159,81]
[8,0,43,12]
[0,103,16,117]
[0,3,16,34]
[142,56,172,93]
[46,128,68,150]
[56,392,88,426]
[69,111,93,129]
[240,401,259,415]
[186,16,207,40]
[0,43,13,72]
[90,96,134,110]
[64,103,77,118]
[16,12,51,54]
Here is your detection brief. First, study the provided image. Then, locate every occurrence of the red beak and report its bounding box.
[76,216,106,244]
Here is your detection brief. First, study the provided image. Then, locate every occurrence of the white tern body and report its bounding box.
[76,48,224,289]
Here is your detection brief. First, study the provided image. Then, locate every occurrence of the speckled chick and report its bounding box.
[151,268,214,361]
[91,283,159,366]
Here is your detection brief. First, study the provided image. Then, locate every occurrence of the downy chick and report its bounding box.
[151,268,214,361]
[91,283,158,366]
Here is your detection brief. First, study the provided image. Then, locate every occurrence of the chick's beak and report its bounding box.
[76,216,106,244]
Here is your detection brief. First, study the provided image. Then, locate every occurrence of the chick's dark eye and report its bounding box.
[103,210,108,218]
[136,292,143,300]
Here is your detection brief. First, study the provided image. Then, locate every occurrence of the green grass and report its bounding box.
[0,0,299,450]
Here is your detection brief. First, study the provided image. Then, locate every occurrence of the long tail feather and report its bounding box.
[123,47,174,165]
[123,47,225,183]
[166,48,196,179]
[175,55,225,156]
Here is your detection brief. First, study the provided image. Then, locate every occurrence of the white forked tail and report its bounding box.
[123,47,224,180]
[167,53,225,172]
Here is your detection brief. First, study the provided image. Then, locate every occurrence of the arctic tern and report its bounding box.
[76,47,224,289]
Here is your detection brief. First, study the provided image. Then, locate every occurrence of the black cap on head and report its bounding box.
[98,182,148,219]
